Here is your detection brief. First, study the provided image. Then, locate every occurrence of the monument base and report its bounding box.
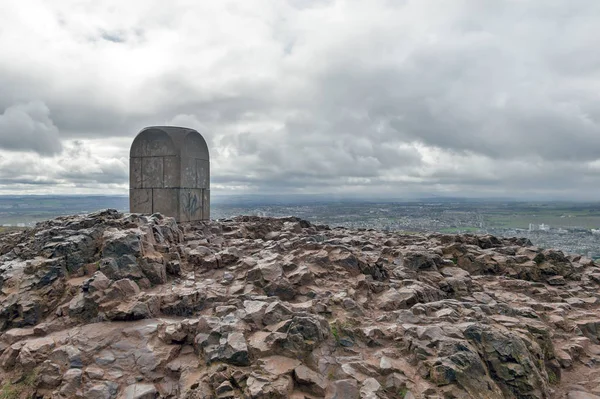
[130,188,209,222]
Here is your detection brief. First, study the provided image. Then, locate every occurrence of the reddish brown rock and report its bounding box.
[0,211,599,398]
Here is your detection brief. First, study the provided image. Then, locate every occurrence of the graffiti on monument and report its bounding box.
[182,191,201,220]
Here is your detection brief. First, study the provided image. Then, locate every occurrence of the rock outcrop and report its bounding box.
[0,210,599,398]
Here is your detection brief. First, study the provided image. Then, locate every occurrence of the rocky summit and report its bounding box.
[1,211,600,399]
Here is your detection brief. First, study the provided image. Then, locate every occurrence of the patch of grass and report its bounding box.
[336,319,355,329]
[397,387,408,398]
[0,369,38,399]
[327,370,335,380]
[330,319,357,345]
[330,323,340,343]
[0,382,17,399]
[346,316,362,327]
[547,369,559,385]
[23,369,37,387]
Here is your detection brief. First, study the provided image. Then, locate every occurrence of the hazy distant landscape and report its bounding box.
[0,195,130,227]
[1,195,598,259]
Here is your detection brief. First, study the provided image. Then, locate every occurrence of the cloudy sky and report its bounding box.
[1,0,599,199]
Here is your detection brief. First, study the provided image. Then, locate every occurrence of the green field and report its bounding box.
[482,202,600,229]
[439,227,481,233]
[0,195,128,226]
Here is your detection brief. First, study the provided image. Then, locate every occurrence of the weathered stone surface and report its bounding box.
[130,126,210,221]
[325,379,359,399]
[260,356,301,376]
[222,332,250,366]
[51,345,83,369]
[294,365,327,396]
[60,368,83,397]
[1,211,600,398]
[86,382,119,399]
[120,383,158,399]
[568,392,600,399]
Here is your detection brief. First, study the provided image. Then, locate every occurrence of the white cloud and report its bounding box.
[0,0,599,198]
[0,140,127,194]
[0,101,62,155]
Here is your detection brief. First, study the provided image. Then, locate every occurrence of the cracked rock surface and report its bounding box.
[1,210,600,398]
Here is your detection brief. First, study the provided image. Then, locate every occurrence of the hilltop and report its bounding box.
[1,210,600,398]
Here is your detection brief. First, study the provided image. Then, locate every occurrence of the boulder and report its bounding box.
[294,365,328,396]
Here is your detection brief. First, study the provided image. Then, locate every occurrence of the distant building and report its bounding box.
[592,229,600,235]
[529,223,535,232]
[539,223,550,231]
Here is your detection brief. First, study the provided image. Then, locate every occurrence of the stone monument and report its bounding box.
[130,126,210,221]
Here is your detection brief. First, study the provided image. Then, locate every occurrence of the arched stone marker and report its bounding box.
[130,126,210,221]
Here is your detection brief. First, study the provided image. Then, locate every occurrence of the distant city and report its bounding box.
[0,195,598,260]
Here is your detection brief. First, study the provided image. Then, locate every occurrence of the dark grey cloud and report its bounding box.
[0,140,127,193]
[0,101,63,155]
[0,0,599,197]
